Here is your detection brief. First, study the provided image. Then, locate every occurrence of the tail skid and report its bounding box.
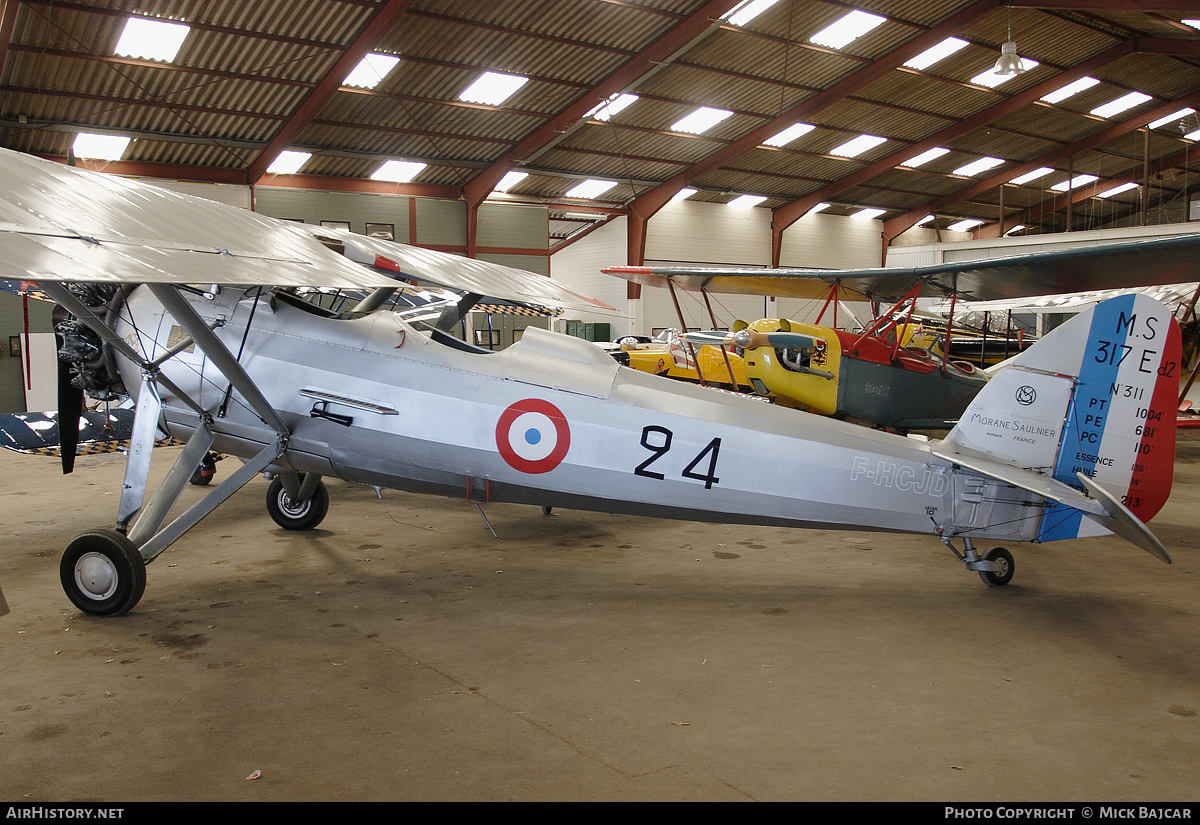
[936,294,1181,562]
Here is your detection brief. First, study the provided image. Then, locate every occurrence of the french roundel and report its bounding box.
[496,399,571,474]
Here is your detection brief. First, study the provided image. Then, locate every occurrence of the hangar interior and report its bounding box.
[2,0,1200,803]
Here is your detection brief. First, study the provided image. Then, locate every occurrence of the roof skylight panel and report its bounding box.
[494,171,528,193]
[565,179,618,200]
[370,160,426,183]
[586,93,638,121]
[809,10,886,50]
[1040,77,1100,105]
[762,123,815,148]
[904,38,969,72]
[830,134,887,158]
[671,107,733,135]
[266,151,311,176]
[72,133,130,161]
[114,17,191,62]
[1148,108,1195,130]
[1050,174,1099,192]
[343,53,400,89]
[728,195,767,208]
[1008,167,1054,186]
[1090,91,1152,119]
[947,218,984,232]
[459,72,529,106]
[722,0,783,28]
[1096,182,1139,198]
[899,147,950,169]
[952,157,1005,177]
[851,208,887,220]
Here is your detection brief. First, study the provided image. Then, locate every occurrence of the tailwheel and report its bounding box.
[60,529,147,617]
[266,476,329,530]
[979,546,1015,587]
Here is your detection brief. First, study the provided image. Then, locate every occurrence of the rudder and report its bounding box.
[942,294,1180,538]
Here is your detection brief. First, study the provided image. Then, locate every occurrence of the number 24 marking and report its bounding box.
[634,425,722,489]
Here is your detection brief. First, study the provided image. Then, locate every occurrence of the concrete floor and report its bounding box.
[1,432,1198,802]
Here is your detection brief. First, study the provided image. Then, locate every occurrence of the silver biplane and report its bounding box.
[0,148,1189,616]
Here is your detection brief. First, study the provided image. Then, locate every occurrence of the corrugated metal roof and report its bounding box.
[3,0,1200,246]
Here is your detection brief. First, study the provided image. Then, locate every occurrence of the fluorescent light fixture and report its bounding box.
[1004,224,1025,235]
[830,134,887,158]
[71,132,130,161]
[809,10,886,50]
[587,93,638,121]
[971,58,1039,88]
[1009,166,1055,185]
[670,188,698,203]
[565,179,618,200]
[370,159,426,183]
[114,16,190,62]
[1050,174,1099,192]
[459,71,528,106]
[1040,76,1100,105]
[809,202,832,214]
[343,53,400,89]
[763,122,815,147]
[1148,108,1195,130]
[723,0,783,28]
[952,156,1005,177]
[904,38,969,71]
[1090,91,1152,119]
[728,194,767,208]
[671,106,733,134]
[1186,128,1200,141]
[1183,20,1200,30]
[1096,182,1139,198]
[494,171,528,192]
[851,207,887,221]
[915,214,936,226]
[266,150,311,176]
[900,147,950,168]
[947,219,984,232]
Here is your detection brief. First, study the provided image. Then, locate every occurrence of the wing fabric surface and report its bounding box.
[0,148,398,290]
[302,224,617,316]
[603,232,1200,303]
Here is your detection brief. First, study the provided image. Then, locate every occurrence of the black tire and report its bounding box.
[266,476,329,530]
[60,529,147,617]
[189,453,217,486]
[979,546,1015,587]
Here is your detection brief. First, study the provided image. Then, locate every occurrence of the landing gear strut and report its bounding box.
[942,536,1015,587]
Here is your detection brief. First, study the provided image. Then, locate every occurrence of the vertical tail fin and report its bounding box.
[941,294,1181,539]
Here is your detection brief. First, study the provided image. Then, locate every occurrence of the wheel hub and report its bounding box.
[74,552,119,600]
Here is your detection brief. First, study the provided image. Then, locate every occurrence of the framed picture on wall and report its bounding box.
[473,329,500,347]
[9,335,19,357]
[366,223,394,240]
[320,220,350,231]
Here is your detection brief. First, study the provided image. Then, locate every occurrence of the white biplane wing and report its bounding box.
[0,148,616,317]
[603,233,1200,303]
[0,148,396,291]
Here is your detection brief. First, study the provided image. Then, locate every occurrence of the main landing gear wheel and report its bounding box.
[979,546,1015,587]
[60,529,147,617]
[266,476,329,530]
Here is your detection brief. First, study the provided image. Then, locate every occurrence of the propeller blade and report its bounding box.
[56,334,82,474]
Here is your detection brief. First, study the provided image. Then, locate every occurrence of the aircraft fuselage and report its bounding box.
[115,286,1042,544]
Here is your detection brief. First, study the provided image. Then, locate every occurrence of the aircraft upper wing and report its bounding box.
[603,233,1200,303]
[300,224,618,316]
[0,149,619,318]
[0,148,400,291]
